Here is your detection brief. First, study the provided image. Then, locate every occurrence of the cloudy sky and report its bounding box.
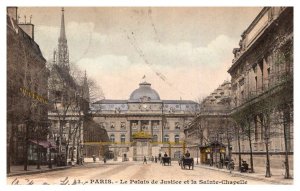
[18,7,262,101]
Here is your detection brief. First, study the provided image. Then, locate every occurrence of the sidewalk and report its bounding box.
[7,157,124,177]
[197,164,293,185]
[7,165,72,177]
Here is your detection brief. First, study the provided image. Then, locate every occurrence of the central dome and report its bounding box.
[129,82,160,101]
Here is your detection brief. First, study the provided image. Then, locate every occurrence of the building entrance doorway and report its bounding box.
[132,132,152,161]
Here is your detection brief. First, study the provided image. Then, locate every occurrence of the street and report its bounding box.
[7,161,268,185]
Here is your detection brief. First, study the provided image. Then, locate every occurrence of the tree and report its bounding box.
[231,104,256,173]
[48,63,79,166]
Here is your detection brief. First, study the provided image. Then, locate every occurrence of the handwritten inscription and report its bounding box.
[10,177,248,185]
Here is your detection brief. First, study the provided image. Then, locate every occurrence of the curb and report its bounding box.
[197,165,293,185]
[7,166,72,177]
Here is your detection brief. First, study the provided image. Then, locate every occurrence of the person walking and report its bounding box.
[143,156,147,164]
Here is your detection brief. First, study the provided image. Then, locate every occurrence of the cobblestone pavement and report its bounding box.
[7,161,269,185]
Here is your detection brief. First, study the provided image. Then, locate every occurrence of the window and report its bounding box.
[255,76,258,92]
[164,122,169,129]
[267,68,271,88]
[132,122,137,129]
[141,121,148,130]
[120,122,126,129]
[153,121,159,129]
[254,116,259,141]
[120,134,126,143]
[175,122,180,130]
[169,107,175,113]
[253,65,257,73]
[163,135,169,143]
[153,134,158,143]
[175,135,180,144]
[110,134,115,143]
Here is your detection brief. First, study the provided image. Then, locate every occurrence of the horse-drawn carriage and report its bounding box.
[179,157,194,170]
[161,156,171,166]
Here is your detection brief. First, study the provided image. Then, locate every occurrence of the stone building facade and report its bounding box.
[184,81,233,165]
[90,81,199,160]
[7,7,49,171]
[227,7,293,172]
[184,7,293,175]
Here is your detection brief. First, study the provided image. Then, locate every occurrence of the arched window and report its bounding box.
[120,134,126,143]
[110,134,115,143]
[110,122,115,129]
[164,135,169,143]
[175,122,180,129]
[153,134,158,143]
[175,135,180,144]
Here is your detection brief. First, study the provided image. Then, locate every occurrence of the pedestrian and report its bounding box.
[155,156,157,163]
[143,156,147,164]
[164,152,168,157]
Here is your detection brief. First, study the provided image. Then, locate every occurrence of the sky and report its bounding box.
[18,7,262,101]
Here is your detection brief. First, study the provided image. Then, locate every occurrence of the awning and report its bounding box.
[29,139,57,149]
[199,141,226,148]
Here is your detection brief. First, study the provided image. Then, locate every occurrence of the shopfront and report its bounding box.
[200,141,226,167]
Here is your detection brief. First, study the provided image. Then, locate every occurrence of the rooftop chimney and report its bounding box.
[7,7,18,21]
[19,23,35,40]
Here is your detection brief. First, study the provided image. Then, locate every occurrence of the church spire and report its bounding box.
[56,7,69,71]
[59,7,67,43]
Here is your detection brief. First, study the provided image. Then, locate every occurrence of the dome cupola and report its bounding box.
[129,81,160,101]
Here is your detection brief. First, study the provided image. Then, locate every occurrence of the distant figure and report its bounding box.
[158,153,162,161]
[155,156,158,163]
[80,156,84,165]
[164,152,168,157]
[143,156,147,164]
[151,156,154,162]
[103,157,106,164]
[185,150,190,158]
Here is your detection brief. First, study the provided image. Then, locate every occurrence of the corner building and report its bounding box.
[228,7,293,170]
[91,81,199,160]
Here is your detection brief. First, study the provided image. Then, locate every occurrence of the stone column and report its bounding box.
[150,120,153,136]
[161,120,163,143]
[138,120,141,131]
[129,120,132,142]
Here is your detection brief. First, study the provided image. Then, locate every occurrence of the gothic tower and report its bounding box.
[82,70,90,102]
[82,70,90,114]
[56,7,69,71]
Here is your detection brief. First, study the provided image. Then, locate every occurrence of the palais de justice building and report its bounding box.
[90,81,199,160]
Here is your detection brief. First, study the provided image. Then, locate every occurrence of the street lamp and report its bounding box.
[196,146,199,164]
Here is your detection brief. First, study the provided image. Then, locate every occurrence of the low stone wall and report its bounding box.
[231,153,293,170]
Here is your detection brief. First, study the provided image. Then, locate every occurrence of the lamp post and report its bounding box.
[168,142,171,158]
[196,146,199,164]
